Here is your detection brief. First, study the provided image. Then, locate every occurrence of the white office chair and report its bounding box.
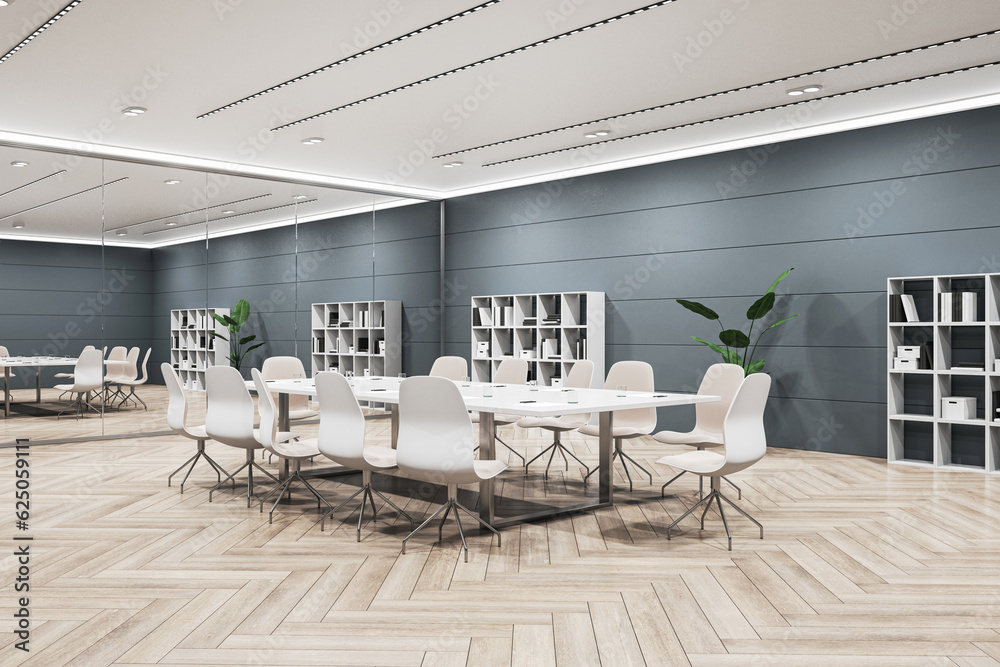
[55,345,97,399]
[163,363,229,493]
[429,355,468,381]
[0,345,15,390]
[102,345,129,405]
[659,373,771,550]
[251,369,331,523]
[205,365,281,506]
[54,348,104,419]
[654,363,745,498]
[581,360,657,491]
[471,357,529,465]
[314,371,413,540]
[520,360,594,478]
[397,376,506,562]
[118,348,151,409]
[261,356,317,420]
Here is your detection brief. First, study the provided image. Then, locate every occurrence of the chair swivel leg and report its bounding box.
[583,438,653,491]
[259,462,333,524]
[208,449,278,506]
[319,471,413,541]
[402,485,501,562]
[168,440,230,493]
[493,433,526,466]
[667,477,762,551]
[525,432,589,479]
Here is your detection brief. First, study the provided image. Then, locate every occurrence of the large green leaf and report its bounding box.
[239,335,257,345]
[211,313,230,327]
[676,299,719,321]
[721,348,743,365]
[692,336,725,355]
[240,342,265,358]
[746,292,775,320]
[767,314,800,329]
[208,331,227,340]
[765,268,794,294]
[232,299,251,327]
[719,329,750,348]
[745,359,766,375]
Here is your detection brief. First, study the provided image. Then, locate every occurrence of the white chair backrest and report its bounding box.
[82,345,95,352]
[261,356,310,411]
[605,361,656,432]
[396,376,475,479]
[161,362,189,435]
[695,363,746,434]
[721,373,771,469]
[566,360,594,389]
[205,365,256,446]
[107,346,127,362]
[0,345,9,357]
[251,368,279,451]
[493,358,528,384]
[136,348,151,382]
[429,356,468,381]
[314,371,368,469]
[122,347,140,380]
[73,348,105,391]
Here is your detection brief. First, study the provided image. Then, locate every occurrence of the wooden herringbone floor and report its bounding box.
[3,389,1000,665]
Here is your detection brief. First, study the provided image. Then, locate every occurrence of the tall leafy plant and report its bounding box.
[210,299,264,373]
[677,268,798,376]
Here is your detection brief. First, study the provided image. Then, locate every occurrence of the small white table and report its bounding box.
[256,376,718,528]
[0,356,77,418]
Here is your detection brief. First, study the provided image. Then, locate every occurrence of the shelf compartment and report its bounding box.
[939,422,986,469]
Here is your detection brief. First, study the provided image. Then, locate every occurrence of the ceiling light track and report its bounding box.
[438,28,1000,159]
[272,0,681,132]
[0,170,66,199]
[142,199,316,235]
[106,193,272,233]
[483,60,999,167]
[197,0,504,119]
[0,177,126,221]
[0,0,84,66]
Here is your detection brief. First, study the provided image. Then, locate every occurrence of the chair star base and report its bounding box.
[661,470,742,500]
[525,432,588,479]
[259,470,332,524]
[168,440,229,494]
[583,439,653,491]
[208,450,280,507]
[402,497,501,563]
[320,478,413,541]
[57,392,101,420]
[666,477,762,551]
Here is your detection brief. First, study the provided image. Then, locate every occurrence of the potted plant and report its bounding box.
[676,268,798,375]
[210,299,264,373]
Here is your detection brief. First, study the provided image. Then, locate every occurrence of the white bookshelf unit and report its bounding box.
[170,308,229,391]
[471,292,605,388]
[310,300,402,380]
[887,273,1000,473]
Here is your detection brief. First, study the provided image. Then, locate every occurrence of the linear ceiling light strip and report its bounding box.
[438,28,1000,159]
[198,0,504,119]
[142,199,316,235]
[272,0,679,132]
[0,177,127,220]
[107,193,272,232]
[0,170,67,199]
[0,0,84,66]
[483,61,1000,167]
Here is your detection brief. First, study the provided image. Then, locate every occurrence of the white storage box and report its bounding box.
[520,349,536,359]
[897,345,921,359]
[551,378,563,387]
[942,397,976,420]
[893,357,920,370]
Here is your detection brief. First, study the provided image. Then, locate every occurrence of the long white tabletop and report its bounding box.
[253,376,719,527]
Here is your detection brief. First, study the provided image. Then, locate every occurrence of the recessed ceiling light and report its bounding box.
[10,161,28,167]
[222,210,235,215]
[12,222,24,229]
[787,84,822,96]
[301,137,324,145]
[0,2,10,7]
[443,161,464,168]
[165,221,177,227]
[786,89,805,96]
[584,129,611,139]
[292,194,309,200]
[116,230,127,236]
[802,85,823,93]
[163,179,181,185]
[122,106,146,117]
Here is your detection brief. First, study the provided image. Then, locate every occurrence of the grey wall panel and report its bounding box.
[207,255,295,289]
[374,202,440,242]
[375,236,440,276]
[297,212,374,249]
[207,226,297,262]
[153,242,206,271]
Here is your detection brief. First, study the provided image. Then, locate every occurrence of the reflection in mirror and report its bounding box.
[0,147,106,441]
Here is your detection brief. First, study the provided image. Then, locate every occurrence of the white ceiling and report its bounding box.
[1,0,999,246]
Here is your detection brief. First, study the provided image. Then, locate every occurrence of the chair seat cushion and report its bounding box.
[517,415,587,430]
[470,412,520,426]
[652,428,724,447]
[362,445,398,470]
[265,434,320,460]
[657,449,725,475]
[53,384,74,392]
[289,408,318,420]
[578,424,647,439]
[474,458,507,480]
[186,424,209,440]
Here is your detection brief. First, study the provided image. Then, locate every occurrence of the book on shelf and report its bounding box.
[357,337,369,353]
[521,317,537,326]
[901,294,919,322]
[313,336,324,354]
[474,307,492,327]
[542,338,558,359]
[940,291,978,322]
[340,320,353,328]
[328,311,339,327]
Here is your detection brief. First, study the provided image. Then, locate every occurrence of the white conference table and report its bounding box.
[0,356,130,418]
[257,376,719,528]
